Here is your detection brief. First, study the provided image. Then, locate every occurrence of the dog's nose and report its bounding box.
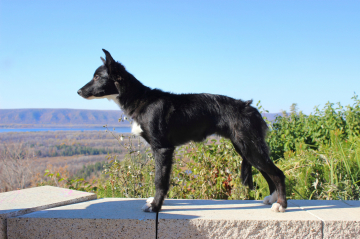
[77,90,82,95]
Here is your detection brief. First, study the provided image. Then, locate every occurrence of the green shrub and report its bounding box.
[97,134,155,198]
[267,94,360,161]
[278,130,360,200]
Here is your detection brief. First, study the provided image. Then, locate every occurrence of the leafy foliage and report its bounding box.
[73,161,106,180]
[42,168,98,193]
[267,94,360,161]
[97,134,155,198]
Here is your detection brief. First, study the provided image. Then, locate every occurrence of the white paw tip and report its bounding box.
[263,196,271,205]
[146,197,154,203]
[142,197,154,212]
[279,206,286,213]
[271,202,280,212]
[271,203,286,213]
[264,191,278,204]
[142,202,153,212]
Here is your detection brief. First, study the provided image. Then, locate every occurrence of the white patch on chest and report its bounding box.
[104,96,142,136]
[131,121,143,135]
[104,94,121,108]
[88,94,143,135]
[87,94,121,108]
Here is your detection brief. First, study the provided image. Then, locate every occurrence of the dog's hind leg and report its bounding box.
[232,138,287,212]
[142,147,174,212]
[265,169,287,212]
[241,158,254,189]
[260,170,278,205]
[256,160,287,212]
[236,149,278,205]
[231,143,253,189]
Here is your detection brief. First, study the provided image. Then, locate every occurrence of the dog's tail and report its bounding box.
[241,158,254,189]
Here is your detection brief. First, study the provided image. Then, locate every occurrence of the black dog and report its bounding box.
[78,49,287,213]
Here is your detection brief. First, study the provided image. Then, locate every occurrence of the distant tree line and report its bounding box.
[35,144,122,157]
[73,161,106,180]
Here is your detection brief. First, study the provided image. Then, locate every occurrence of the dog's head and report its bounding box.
[77,49,125,100]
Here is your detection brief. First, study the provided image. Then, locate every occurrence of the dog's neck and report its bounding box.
[103,94,122,108]
[115,73,151,118]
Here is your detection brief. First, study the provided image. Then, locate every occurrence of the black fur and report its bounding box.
[78,49,287,212]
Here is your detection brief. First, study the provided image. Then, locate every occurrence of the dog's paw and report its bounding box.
[271,202,286,213]
[263,195,271,205]
[263,191,278,205]
[142,197,154,212]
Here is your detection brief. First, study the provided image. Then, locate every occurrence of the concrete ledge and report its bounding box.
[0,186,96,239]
[289,200,360,239]
[8,199,156,239]
[7,198,360,238]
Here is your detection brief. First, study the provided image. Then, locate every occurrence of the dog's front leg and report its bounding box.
[142,147,174,212]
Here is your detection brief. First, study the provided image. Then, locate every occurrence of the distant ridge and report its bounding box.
[0,109,129,128]
[261,112,284,122]
[0,108,283,128]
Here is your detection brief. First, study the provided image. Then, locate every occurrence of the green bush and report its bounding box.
[279,130,360,200]
[97,135,155,198]
[73,161,106,180]
[267,94,360,161]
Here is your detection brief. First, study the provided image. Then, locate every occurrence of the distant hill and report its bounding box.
[261,112,284,122]
[0,108,283,128]
[0,109,129,128]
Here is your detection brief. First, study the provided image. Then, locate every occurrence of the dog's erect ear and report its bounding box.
[102,49,117,78]
[102,49,114,65]
[100,57,106,64]
[102,49,126,81]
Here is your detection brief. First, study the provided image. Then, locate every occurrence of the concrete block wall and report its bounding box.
[1,187,360,238]
[0,186,96,239]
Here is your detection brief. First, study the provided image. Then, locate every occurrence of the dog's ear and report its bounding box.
[102,49,117,78]
[100,57,106,65]
[102,49,114,66]
[102,49,126,81]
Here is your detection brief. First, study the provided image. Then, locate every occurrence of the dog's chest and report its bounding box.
[106,95,143,135]
[131,121,143,135]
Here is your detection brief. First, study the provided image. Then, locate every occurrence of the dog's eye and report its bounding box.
[94,75,99,81]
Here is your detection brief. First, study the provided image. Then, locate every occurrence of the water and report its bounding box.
[0,127,132,133]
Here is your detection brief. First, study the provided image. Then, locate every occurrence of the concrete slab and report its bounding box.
[343,200,360,207]
[8,198,156,239]
[158,199,322,239]
[0,186,96,239]
[289,200,360,239]
[8,198,322,239]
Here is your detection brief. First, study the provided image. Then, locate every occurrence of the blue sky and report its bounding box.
[0,0,359,114]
